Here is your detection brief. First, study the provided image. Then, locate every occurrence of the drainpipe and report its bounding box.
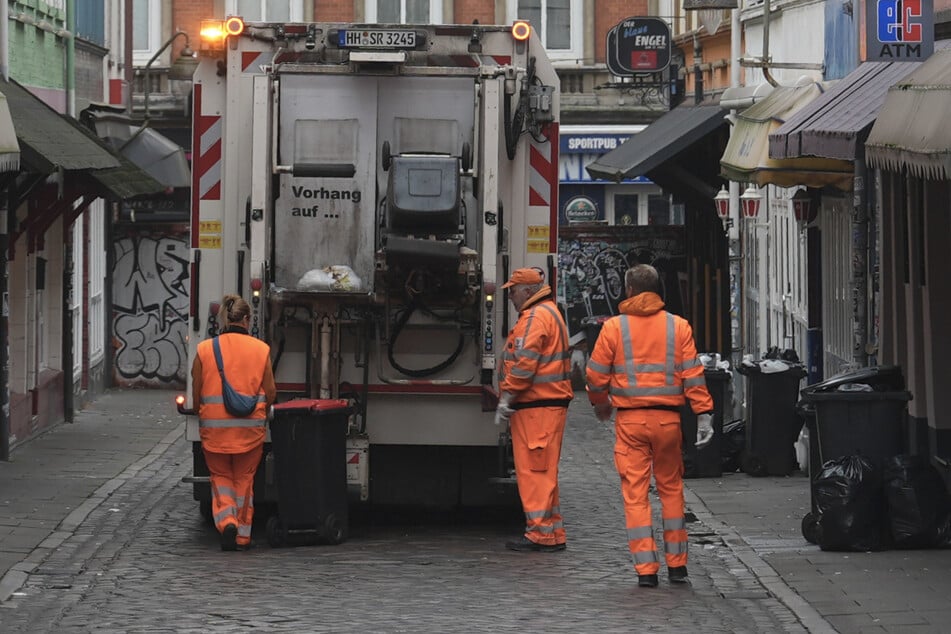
[761,0,779,87]
[730,7,743,415]
[66,0,75,116]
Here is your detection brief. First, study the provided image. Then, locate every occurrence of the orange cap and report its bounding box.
[501,267,544,288]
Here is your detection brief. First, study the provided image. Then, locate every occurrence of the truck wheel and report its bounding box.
[199,499,214,526]
[323,513,347,545]
[461,142,471,171]
[381,141,392,171]
[266,515,286,548]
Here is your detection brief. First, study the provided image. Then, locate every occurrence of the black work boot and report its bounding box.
[668,566,689,584]
[220,523,238,551]
[505,536,566,552]
[637,574,659,588]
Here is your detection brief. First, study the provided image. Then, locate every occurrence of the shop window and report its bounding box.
[648,194,672,225]
[614,194,638,225]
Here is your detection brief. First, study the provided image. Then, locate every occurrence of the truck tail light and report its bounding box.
[225,16,245,36]
[511,21,531,41]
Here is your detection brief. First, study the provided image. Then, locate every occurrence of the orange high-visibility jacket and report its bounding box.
[498,286,574,405]
[586,292,713,414]
[194,332,274,453]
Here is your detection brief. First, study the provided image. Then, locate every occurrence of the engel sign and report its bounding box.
[607,17,671,75]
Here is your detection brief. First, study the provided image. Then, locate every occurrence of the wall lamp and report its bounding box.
[143,31,198,118]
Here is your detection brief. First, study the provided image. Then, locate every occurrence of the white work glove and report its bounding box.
[495,392,515,426]
[593,403,614,422]
[695,413,714,448]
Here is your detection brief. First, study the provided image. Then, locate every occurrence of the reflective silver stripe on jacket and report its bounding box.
[502,302,571,386]
[199,418,267,428]
[610,313,684,398]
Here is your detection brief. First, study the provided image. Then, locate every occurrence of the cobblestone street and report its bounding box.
[1,401,807,633]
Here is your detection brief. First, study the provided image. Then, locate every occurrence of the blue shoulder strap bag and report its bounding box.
[212,337,260,417]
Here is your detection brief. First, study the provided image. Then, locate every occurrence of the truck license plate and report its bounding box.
[338,29,417,49]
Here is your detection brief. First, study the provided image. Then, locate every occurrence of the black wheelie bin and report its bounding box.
[798,366,911,521]
[737,357,808,476]
[682,362,733,478]
[266,399,352,547]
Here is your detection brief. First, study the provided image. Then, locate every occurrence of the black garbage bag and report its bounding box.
[814,455,890,552]
[720,419,745,473]
[883,454,951,549]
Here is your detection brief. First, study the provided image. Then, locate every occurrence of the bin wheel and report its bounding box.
[801,512,821,545]
[199,499,214,526]
[266,515,286,548]
[741,453,768,477]
[323,513,347,545]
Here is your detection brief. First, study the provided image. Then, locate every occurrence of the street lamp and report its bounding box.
[143,31,198,118]
[713,185,730,220]
[740,185,762,219]
[791,188,816,228]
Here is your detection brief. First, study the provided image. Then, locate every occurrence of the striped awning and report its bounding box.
[867,46,951,180]
[0,92,19,173]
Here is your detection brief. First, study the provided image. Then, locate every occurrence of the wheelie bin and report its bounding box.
[682,365,732,478]
[737,358,808,476]
[266,399,352,547]
[798,366,911,514]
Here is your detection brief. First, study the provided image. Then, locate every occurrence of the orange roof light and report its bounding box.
[512,21,531,41]
[199,19,227,51]
[225,16,245,36]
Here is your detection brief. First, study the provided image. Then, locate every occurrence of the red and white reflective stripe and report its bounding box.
[529,122,559,252]
[193,85,222,202]
[242,50,303,72]
[241,51,269,72]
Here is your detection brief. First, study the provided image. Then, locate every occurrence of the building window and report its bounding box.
[614,194,639,225]
[507,0,582,61]
[365,1,443,23]
[227,0,304,21]
[132,0,161,65]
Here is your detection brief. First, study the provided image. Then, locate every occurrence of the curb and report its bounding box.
[684,485,837,634]
[0,424,185,604]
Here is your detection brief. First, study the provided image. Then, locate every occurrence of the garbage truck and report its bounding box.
[179,16,561,517]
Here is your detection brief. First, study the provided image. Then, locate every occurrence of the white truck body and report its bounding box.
[184,19,560,508]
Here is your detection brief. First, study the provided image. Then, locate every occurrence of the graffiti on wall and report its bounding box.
[112,232,189,387]
[558,225,686,345]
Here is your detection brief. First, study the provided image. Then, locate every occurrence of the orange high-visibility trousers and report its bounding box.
[614,411,688,575]
[204,445,263,546]
[510,406,568,546]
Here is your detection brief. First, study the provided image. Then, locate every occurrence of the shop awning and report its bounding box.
[867,46,951,180]
[0,92,19,173]
[720,81,854,190]
[0,78,163,198]
[586,104,728,182]
[770,63,922,161]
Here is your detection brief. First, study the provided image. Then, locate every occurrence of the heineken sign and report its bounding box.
[607,17,671,75]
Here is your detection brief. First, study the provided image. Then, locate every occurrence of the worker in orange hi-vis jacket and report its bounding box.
[586,264,714,588]
[192,294,277,551]
[496,267,574,552]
